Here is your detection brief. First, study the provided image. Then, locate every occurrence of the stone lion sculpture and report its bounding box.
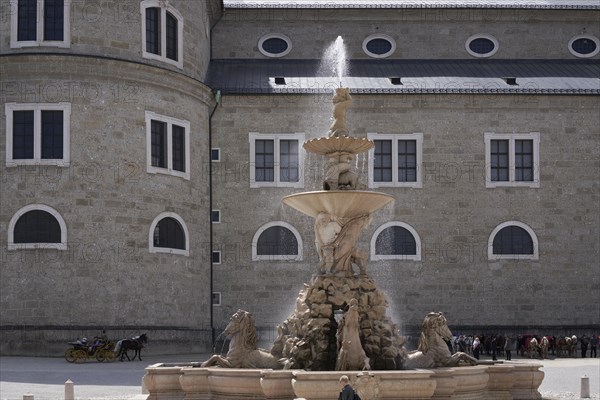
[403,312,478,369]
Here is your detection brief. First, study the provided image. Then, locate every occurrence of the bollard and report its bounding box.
[581,375,590,398]
[23,395,34,400]
[65,379,74,400]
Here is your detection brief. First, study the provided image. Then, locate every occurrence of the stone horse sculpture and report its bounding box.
[336,299,370,371]
[201,309,283,369]
[403,312,478,369]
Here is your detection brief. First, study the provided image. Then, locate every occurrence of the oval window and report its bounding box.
[465,34,499,58]
[258,34,292,57]
[363,34,396,58]
[568,35,600,58]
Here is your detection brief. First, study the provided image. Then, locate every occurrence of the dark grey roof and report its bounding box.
[224,0,600,9]
[206,59,600,95]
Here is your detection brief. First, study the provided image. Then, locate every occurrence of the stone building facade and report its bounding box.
[0,0,598,355]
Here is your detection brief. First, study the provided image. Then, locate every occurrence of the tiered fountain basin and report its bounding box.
[282,190,394,219]
[142,362,544,400]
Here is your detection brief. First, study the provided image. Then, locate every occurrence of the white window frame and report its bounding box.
[211,148,221,162]
[10,0,71,48]
[140,0,184,69]
[362,34,396,59]
[258,33,292,58]
[212,209,221,224]
[252,221,303,262]
[484,132,540,188]
[465,34,499,58]
[370,221,421,261]
[5,102,71,167]
[148,212,190,257]
[367,133,423,189]
[212,292,222,306]
[249,132,305,188]
[145,111,190,180]
[8,204,67,250]
[212,250,222,265]
[568,34,600,58]
[488,221,539,261]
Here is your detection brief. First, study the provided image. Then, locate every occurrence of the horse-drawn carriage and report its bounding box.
[64,336,116,363]
[64,333,148,363]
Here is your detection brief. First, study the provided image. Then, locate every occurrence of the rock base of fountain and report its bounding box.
[277,273,403,371]
[143,362,544,400]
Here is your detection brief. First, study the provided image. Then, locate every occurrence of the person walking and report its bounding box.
[580,335,589,358]
[338,375,354,400]
[504,336,512,361]
[590,335,598,358]
[473,337,481,360]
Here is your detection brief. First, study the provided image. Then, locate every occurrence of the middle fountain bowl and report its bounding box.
[282,190,394,219]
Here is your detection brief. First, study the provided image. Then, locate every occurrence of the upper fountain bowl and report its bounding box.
[282,190,394,219]
[303,136,374,156]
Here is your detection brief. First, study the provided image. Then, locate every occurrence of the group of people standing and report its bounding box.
[450,333,599,360]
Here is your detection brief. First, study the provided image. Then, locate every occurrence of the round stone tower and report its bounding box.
[0,0,221,354]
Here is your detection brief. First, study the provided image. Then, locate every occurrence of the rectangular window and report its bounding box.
[515,140,533,182]
[490,139,509,182]
[368,133,423,188]
[398,140,417,182]
[165,12,178,61]
[5,103,70,166]
[374,140,392,182]
[249,133,305,188]
[279,140,299,182]
[11,0,70,48]
[145,7,160,55]
[43,0,64,41]
[12,110,34,159]
[255,139,275,182]
[212,292,222,306]
[485,132,540,188]
[17,0,37,41]
[212,250,221,264]
[41,110,63,159]
[151,120,167,168]
[211,148,221,162]
[141,1,183,69]
[171,124,185,172]
[146,111,190,180]
[211,210,221,223]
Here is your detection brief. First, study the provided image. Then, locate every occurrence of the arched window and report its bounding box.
[141,0,184,68]
[252,221,302,261]
[8,204,67,250]
[488,221,538,260]
[149,212,189,256]
[371,222,421,261]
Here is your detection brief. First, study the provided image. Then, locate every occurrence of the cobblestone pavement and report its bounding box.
[1,354,598,400]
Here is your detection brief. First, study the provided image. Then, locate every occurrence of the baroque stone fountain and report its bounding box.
[142,37,544,400]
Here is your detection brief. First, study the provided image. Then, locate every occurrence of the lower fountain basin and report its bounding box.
[282,190,394,219]
[143,363,544,400]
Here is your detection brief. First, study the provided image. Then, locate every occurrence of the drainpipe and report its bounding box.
[208,0,224,347]
[208,89,221,346]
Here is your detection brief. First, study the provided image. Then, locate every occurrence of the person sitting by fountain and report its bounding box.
[338,375,356,400]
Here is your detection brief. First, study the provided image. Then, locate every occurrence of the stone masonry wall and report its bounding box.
[210,92,600,340]
[0,55,215,355]
[212,8,600,60]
